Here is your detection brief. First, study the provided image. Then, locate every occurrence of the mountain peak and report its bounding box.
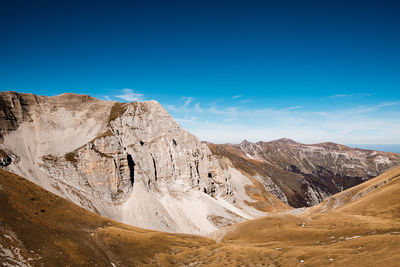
[240,140,253,145]
[270,138,299,144]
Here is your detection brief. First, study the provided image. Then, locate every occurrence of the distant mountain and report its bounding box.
[209,138,400,207]
[348,144,400,154]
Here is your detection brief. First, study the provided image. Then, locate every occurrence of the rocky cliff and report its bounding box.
[0,92,267,234]
[209,139,400,207]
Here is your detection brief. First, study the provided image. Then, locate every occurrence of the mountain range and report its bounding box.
[0,91,399,266]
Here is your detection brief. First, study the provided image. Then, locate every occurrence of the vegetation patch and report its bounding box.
[42,154,58,162]
[108,103,127,126]
[0,149,7,158]
[207,215,236,228]
[65,151,78,164]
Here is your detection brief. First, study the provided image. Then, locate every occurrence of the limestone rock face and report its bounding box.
[0,92,262,234]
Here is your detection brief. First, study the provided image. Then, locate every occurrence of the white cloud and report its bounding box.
[167,99,400,144]
[232,94,242,99]
[115,88,144,102]
[283,105,303,111]
[175,116,198,125]
[104,95,112,101]
[330,94,349,99]
[182,96,194,107]
[329,93,372,100]
[194,103,203,112]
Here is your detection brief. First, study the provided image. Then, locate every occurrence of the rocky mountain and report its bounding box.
[1,91,399,236]
[0,91,269,235]
[209,139,400,207]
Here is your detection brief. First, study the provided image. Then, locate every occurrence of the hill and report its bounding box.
[214,165,400,266]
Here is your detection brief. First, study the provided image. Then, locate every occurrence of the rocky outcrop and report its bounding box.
[209,139,400,208]
[0,92,267,234]
[0,149,11,166]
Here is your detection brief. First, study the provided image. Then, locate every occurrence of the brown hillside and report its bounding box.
[1,166,400,266]
[218,166,400,266]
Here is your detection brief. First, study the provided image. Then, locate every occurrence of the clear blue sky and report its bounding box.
[1,0,399,144]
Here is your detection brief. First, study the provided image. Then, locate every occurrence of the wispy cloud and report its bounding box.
[329,93,373,100]
[115,88,144,102]
[232,95,252,103]
[166,99,400,144]
[104,95,112,101]
[182,96,194,107]
[283,105,303,111]
[175,116,198,125]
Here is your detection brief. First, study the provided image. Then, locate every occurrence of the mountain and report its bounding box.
[209,139,400,207]
[1,91,399,237]
[1,163,399,266]
[0,91,271,235]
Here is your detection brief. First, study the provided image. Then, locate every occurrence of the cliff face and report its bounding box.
[209,139,400,208]
[0,92,265,234]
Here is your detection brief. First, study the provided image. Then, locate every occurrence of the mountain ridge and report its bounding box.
[208,137,400,207]
[1,91,399,236]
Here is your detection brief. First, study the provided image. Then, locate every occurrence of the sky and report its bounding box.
[1,0,399,144]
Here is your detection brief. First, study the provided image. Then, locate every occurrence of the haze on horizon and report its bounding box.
[1,0,399,144]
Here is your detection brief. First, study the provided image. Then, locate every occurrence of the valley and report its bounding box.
[1,164,399,266]
[0,92,399,266]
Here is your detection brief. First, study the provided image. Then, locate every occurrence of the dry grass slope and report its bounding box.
[0,169,214,266]
[1,166,400,266]
[218,165,400,266]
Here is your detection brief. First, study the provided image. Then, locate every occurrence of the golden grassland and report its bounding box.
[1,166,400,266]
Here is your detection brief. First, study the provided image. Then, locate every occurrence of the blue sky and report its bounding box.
[1,0,399,144]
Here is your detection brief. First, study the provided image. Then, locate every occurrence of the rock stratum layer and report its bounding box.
[0,92,266,235]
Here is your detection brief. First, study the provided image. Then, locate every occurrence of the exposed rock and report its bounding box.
[0,149,11,167]
[0,91,266,234]
[209,139,400,207]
